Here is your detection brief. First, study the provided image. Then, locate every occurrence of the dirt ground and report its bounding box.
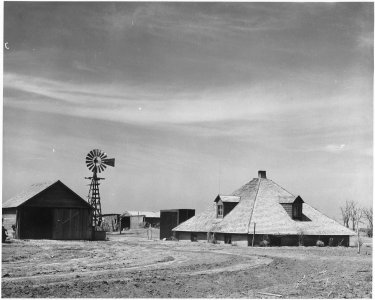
[2,229,372,298]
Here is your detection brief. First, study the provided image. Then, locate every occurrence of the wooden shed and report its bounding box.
[2,180,93,240]
[120,211,160,230]
[101,214,121,232]
[160,209,195,240]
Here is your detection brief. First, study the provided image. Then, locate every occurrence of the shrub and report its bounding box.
[260,240,270,247]
[316,240,325,247]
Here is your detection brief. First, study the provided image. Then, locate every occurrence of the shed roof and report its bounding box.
[121,211,160,218]
[2,180,91,209]
[215,195,241,203]
[173,174,354,236]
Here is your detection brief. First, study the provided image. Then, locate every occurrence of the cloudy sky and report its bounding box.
[3,2,373,220]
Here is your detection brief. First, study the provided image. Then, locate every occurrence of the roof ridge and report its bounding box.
[246,178,261,234]
[269,179,295,197]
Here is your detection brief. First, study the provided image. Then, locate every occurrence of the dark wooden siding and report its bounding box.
[52,208,92,240]
[281,204,293,218]
[23,182,90,208]
[160,211,178,239]
[17,207,92,240]
[161,209,195,239]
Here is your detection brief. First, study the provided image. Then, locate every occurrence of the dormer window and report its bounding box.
[279,195,304,220]
[217,204,223,218]
[214,195,240,218]
[292,202,302,220]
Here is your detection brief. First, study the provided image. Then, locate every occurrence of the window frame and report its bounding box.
[217,204,223,218]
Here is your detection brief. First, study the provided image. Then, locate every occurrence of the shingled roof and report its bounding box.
[3,181,57,208]
[2,180,91,209]
[173,172,354,236]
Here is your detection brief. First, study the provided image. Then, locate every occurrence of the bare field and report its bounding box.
[2,230,372,298]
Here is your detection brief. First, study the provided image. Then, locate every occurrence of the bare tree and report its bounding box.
[340,201,350,228]
[363,207,373,237]
[340,200,354,228]
[355,208,364,254]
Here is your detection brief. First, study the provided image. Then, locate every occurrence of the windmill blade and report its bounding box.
[103,158,115,167]
[86,152,94,160]
[100,152,107,159]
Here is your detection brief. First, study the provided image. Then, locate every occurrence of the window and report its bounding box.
[217,204,223,218]
[292,203,302,220]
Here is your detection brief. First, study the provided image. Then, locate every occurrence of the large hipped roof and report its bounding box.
[173,176,354,236]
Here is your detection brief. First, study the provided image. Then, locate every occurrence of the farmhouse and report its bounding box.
[120,211,160,229]
[2,180,93,240]
[173,171,354,246]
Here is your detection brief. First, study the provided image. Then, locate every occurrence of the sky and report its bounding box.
[3,2,373,221]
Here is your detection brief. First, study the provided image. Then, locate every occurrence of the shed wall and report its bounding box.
[17,207,92,240]
[160,211,178,239]
[2,208,17,231]
[130,215,145,229]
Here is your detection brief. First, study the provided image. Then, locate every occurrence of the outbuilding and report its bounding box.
[120,211,160,230]
[160,209,195,240]
[2,180,93,240]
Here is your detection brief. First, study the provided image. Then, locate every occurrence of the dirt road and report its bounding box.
[2,232,372,298]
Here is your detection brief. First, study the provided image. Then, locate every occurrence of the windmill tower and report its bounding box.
[85,149,115,228]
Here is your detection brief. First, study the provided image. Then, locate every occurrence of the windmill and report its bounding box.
[85,149,115,228]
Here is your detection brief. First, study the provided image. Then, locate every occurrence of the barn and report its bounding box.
[120,211,160,230]
[2,180,93,240]
[160,209,195,240]
[173,171,355,246]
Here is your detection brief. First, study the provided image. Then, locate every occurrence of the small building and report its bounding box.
[120,211,160,230]
[101,214,121,232]
[2,180,93,240]
[160,209,195,240]
[173,171,355,246]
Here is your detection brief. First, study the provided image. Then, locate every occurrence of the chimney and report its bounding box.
[258,170,267,179]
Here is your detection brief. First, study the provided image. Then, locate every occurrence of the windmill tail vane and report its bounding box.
[85,149,115,228]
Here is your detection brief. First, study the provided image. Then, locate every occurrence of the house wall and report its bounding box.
[175,232,350,247]
[176,231,207,241]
